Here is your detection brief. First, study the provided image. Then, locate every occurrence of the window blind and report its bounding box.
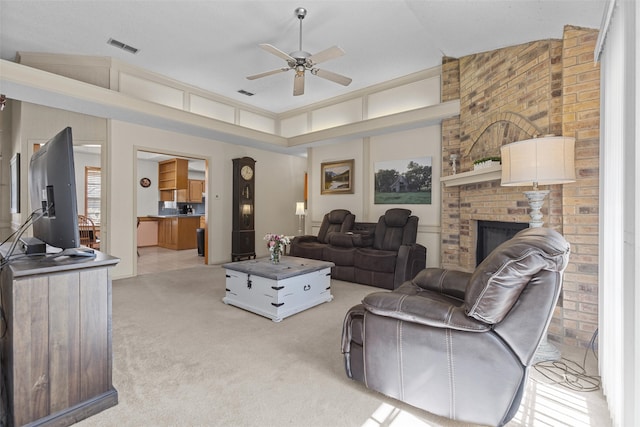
[85,166,101,225]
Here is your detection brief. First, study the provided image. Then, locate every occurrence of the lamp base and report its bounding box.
[533,334,562,364]
[523,190,550,228]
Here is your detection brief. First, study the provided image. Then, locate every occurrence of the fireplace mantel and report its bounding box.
[440,165,502,187]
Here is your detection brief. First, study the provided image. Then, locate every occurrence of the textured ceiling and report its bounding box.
[0,0,606,114]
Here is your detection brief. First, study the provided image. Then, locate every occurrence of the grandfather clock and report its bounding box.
[232,157,256,261]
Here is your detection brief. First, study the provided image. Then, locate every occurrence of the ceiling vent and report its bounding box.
[237,89,254,96]
[107,38,139,54]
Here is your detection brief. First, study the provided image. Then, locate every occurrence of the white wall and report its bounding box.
[308,139,365,222]
[137,159,159,216]
[308,125,442,267]
[109,120,306,278]
[369,126,441,267]
[16,102,107,230]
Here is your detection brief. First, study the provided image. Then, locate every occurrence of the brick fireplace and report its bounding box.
[440,26,600,348]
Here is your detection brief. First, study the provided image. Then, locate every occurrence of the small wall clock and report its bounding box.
[140,177,151,188]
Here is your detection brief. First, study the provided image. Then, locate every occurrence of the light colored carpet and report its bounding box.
[77,264,610,427]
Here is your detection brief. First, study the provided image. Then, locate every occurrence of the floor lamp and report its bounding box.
[296,202,306,235]
[500,135,576,363]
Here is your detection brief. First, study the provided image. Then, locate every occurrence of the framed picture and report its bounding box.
[321,159,354,195]
[10,153,20,213]
[374,157,432,204]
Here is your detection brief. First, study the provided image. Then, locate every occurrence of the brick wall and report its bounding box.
[557,26,600,347]
[440,26,600,347]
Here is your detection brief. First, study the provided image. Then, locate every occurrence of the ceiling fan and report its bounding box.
[246,7,352,96]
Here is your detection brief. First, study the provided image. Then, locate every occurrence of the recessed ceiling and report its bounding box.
[0,0,606,114]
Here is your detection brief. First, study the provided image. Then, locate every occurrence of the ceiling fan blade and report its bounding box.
[307,45,345,65]
[293,72,305,96]
[246,68,290,80]
[259,43,296,63]
[312,68,352,86]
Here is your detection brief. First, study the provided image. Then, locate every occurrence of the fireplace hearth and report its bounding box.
[476,220,528,265]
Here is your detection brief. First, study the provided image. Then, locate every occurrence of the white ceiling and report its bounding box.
[0,0,606,114]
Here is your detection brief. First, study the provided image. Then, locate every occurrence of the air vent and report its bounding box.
[237,89,254,96]
[107,38,139,54]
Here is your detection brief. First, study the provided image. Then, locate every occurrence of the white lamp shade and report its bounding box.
[501,136,576,186]
[295,202,306,216]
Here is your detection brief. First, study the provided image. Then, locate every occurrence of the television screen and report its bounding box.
[29,126,81,250]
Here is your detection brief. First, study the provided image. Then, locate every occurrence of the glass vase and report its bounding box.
[271,249,281,264]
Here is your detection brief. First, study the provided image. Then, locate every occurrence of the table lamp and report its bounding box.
[500,135,576,228]
[296,202,306,235]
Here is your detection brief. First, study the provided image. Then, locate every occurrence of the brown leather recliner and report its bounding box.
[289,209,355,260]
[341,227,570,427]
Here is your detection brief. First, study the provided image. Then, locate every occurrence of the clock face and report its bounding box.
[241,165,254,180]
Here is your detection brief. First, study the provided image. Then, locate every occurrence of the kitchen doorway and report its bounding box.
[136,150,208,275]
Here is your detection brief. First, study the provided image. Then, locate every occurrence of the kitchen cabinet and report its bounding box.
[189,179,205,202]
[158,217,178,248]
[158,158,188,190]
[158,158,188,201]
[157,216,201,250]
[176,179,205,203]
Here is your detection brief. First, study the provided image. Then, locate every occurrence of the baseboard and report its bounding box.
[27,388,118,427]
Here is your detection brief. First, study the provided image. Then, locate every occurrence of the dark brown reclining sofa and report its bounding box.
[290,208,427,289]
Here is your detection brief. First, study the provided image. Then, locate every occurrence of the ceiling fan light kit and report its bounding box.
[246,7,352,96]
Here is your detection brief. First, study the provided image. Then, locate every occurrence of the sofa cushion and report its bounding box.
[324,245,357,266]
[354,248,398,273]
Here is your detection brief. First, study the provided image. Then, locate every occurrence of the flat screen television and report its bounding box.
[28,126,92,256]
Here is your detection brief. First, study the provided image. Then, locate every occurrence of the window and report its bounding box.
[85,166,101,225]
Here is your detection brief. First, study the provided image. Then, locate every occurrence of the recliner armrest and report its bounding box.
[362,291,490,332]
[411,268,471,300]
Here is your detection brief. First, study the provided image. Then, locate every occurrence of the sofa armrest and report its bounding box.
[362,291,489,332]
[393,244,427,288]
[291,235,319,245]
[329,231,373,248]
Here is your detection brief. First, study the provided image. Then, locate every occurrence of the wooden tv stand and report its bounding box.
[0,247,119,426]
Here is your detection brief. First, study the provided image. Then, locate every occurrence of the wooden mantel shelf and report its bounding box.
[440,165,502,187]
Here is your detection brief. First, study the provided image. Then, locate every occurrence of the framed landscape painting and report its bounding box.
[374,157,432,204]
[321,159,354,195]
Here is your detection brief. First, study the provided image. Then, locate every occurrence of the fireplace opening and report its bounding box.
[476,220,528,265]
